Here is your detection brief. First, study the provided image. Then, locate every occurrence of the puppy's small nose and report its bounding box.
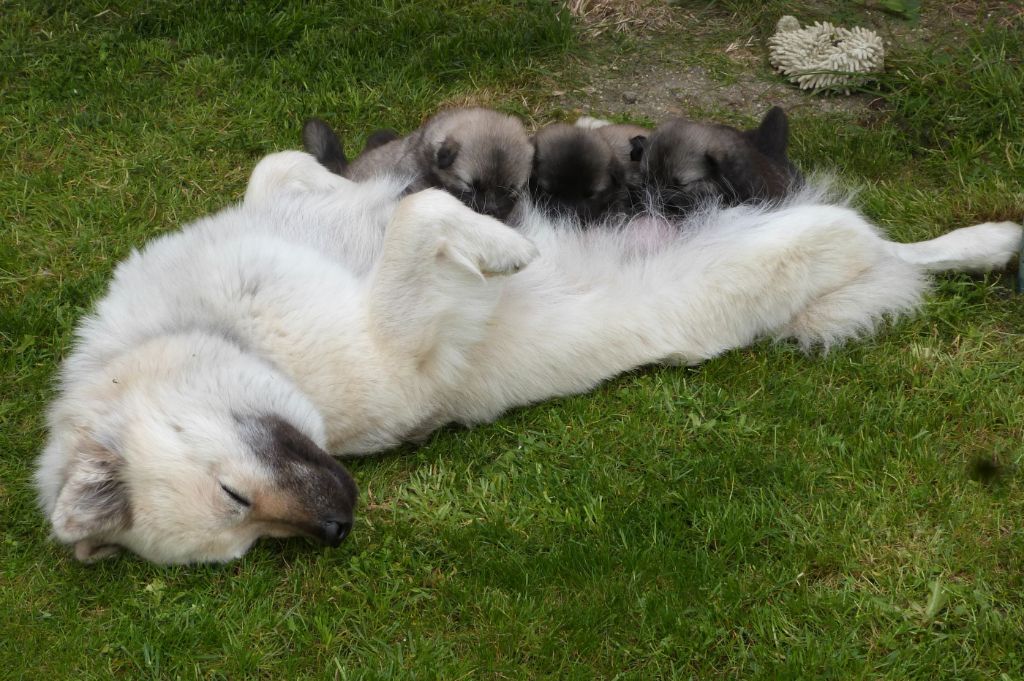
[321,519,352,547]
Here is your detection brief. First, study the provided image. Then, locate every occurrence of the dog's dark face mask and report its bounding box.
[48,408,358,565]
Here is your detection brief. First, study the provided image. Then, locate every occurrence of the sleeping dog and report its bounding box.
[36,150,1021,563]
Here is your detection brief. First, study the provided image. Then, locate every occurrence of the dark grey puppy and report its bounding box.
[641,106,801,213]
[531,120,653,221]
[301,121,398,168]
[302,108,533,222]
[530,123,630,221]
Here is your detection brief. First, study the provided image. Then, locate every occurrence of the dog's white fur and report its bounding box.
[36,151,1022,563]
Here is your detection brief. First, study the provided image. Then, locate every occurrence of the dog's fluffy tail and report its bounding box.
[301,118,348,176]
[888,221,1023,273]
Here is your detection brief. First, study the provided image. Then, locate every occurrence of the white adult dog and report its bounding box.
[35,151,1022,564]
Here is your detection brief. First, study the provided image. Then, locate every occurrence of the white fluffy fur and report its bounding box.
[574,115,612,130]
[36,150,1022,563]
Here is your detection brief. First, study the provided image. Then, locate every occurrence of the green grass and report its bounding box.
[2,1,1023,678]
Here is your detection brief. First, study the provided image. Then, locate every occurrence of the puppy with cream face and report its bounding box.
[303,108,533,222]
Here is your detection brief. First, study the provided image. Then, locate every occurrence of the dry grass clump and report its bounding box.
[563,0,680,36]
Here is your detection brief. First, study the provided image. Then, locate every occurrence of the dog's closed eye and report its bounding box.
[219,483,251,507]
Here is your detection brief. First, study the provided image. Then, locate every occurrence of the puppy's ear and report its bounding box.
[528,138,542,191]
[301,118,348,176]
[529,136,541,169]
[628,135,648,162]
[608,156,626,189]
[50,437,130,562]
[749,106,789,161]
[435,139,460,170]
[363,128,400,153]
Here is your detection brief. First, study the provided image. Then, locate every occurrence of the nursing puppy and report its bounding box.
[36,150,1022,564]
[575,117,651,191]
[303,107,533,221]
[530,121,651,221]
[530,123,629,221]
[642,106,801,213]
[302,120,401,175]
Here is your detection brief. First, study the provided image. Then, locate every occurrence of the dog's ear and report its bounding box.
[748,106,789,161]
[528,138,542,191]
[435,139,460,170]
[529,136,541,170]
[607,156,626,190]
[363,128,400,153]
[50,437,130,562]
[301,118,348,176]
[628,135,648,163]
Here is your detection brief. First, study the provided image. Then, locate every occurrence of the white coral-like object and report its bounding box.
[775,15,801,34]
[768,15,885,93]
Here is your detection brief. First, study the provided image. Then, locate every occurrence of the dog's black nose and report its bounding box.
[321,519,352,547]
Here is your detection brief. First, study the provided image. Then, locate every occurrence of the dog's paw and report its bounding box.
[946,220,1022,271]
[399,189,538,279]
[441,218,538,280]
[474,229,538,278]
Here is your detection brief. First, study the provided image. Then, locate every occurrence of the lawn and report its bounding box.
[1,1,1022,678]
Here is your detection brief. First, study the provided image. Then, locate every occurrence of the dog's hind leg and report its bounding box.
[367,189,538,382]
[640,205,909,360]
[774,219,1021,348]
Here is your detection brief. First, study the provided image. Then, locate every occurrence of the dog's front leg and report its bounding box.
[244,151,352,209]
[367,189,538,384]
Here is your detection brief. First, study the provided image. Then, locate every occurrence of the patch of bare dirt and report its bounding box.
[551,35,873,124]
[553,0,1019,124]
[563,0,678,37]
